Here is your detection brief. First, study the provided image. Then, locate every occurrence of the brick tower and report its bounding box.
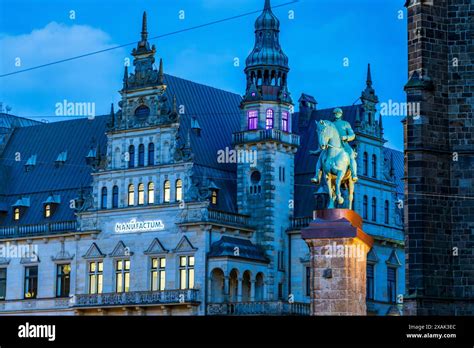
[403,0,474,315]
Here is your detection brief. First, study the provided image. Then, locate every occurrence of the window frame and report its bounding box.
[112,185,119,208]
[128,145,135,168]
[24,265,38,299]
[164,180,171,203]
[387,266,397,303]
[265,109,274,130]
[56,263,71,298]
[138,144,145,167]
[115,259,131,293]
[175,179,183,202]
[101,186,107,209]
[366,263,375,300]
[138,183,145,205]
[178,255,195,290]
[148,182,155,204]
[247,110,258,130]
[281,111,289,132]
[148,143,155,166]
[88,260,103,295]
[0,268,7,301]
[150,257,166,291]
[128,184,135,206]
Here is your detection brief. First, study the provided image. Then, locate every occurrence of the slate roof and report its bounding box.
[208,236,268,263]
[0,113,42,131]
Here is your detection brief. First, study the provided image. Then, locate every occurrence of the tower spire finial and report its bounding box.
[141,11,148,41]
[158,58,164,84]
[264,0,271,10]
[366,63,372,87]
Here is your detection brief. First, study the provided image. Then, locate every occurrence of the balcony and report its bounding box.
[207,301,310,316]
[0,220,77,239]
[289,216,312,230]
[73,289,200,308]
[233,129,300,147]
[207,210,250,227]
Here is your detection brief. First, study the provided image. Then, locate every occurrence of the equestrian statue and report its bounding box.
[310,108,358,209]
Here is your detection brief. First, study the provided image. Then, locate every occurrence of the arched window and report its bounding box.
[175,179,183,202]
[128,184,135,206]
[138,183,145,205]
[248,110,258,130]
[363,195,368,219]
[363,152,368,176]
[101,187,107,209]
[44,204,51,218]
[128,145,135,168]
[211,190,218,205]
[265,109,274,129]
[372,154,377,178]
[138,144,145,167]
[372,197,377,222]
[13,207,20,221]
[134,105,150,118]
[164,180,170,203]
[114,148,121,169]
[148,183,155,204]
[282,111,289,132]
[112,186,119,208]
[255,273,264,301]
[384,200,389,224]
[148,143,155,166]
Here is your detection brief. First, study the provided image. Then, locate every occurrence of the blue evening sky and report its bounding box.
[0,0,407,150]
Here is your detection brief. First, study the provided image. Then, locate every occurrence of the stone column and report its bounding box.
[250,280,256,301]
[302,209,373,316]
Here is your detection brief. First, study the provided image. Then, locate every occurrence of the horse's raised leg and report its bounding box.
[325,175,335,208]
[335,171,344,206]
[348,178,354,210]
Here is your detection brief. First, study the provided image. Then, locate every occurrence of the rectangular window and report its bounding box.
[88,261,103,294]
[56,264,71,298]
[0,268,6,300]
[367,264,374,300]
[281,111,289,132]
[305,267,311,297]
[179,255,195,290]
[387,267,396,303]
[151,257,166,291]
[24,266,38,299]
[115,259,130,293]
[278,283,283,300]
[248,110,258,130]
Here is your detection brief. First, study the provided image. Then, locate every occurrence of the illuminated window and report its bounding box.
[148,143,155,166]
[211,190,217,205]
[128,145,135,168]
[148,183,155,204]
[112,186,119,208]
[265,109,274,129]
[138,144,145,167]
[151,257,166,291]
[88,261,103,294]
[115,259,130,293]
[101,187,107,209]
[24,266,38,299]
[164,180,170,203]
[13,208,20,221]
[56,264,71,298]
[128,184,135,206]
[282,111,289,132]
[248,110,258,130]
[179,255,195,290]
[138,183,145,205]
[175,179,183,202]
[0,268,6,300]
[44,204,51,218]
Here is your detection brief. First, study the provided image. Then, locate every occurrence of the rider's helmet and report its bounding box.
[333,108,343,119]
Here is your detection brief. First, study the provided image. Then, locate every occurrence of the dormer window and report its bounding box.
[55,151,68,165]
[12,197,30,220]
[43,195,60,217]
[25,155,37,172]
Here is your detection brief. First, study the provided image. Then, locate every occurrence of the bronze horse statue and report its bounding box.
[311,119,355,209]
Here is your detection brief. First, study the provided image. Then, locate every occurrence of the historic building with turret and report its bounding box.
[0,1,404,315]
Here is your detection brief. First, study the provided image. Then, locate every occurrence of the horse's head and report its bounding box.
[316,120,332,150]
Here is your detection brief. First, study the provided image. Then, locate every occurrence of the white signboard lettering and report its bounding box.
[115,218,165,233]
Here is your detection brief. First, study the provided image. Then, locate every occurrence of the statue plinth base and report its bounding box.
[302,209,373,316]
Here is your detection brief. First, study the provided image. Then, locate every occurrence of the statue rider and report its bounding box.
[311,108,358,183]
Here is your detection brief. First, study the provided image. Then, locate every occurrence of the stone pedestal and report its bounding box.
[302,209,373,316]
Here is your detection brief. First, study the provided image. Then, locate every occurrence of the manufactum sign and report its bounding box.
[115,218,165,233]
